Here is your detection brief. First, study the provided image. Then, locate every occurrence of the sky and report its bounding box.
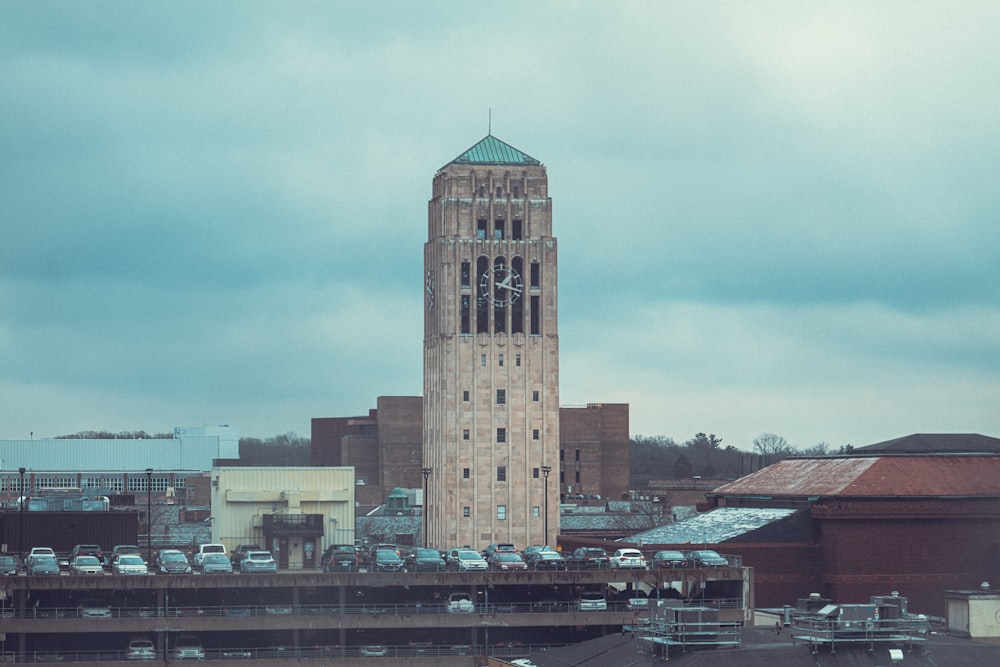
[2,1,998,450]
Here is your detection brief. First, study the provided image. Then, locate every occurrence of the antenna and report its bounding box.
[488,108,492,135]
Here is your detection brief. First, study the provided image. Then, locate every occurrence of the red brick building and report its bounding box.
[701,435,1000,615]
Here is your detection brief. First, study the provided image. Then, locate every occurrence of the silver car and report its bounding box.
[113,555,149,576]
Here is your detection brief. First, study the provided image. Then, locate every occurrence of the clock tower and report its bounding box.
[423,135,559,550]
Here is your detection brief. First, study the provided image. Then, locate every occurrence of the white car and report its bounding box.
[126,638,156,660]
[609,548,647,569]
[113,555,149,576]
[69,555,104,575]
[447,592,475,613]
[578,592,608,611]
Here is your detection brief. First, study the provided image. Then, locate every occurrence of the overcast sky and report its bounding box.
[2,2,998,450]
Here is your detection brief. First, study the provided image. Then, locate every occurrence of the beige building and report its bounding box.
[210,466,355,569]
[423,135,560,550]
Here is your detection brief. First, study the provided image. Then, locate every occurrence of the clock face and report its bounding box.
[425,270,434,311]
[479,263,523,307]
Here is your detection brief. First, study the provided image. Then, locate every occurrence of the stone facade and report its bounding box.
[423,137,560,550]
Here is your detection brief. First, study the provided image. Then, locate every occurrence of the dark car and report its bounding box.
[687,550,729,567]
[0,554,20,576]
[652,550,689,568]
[487,552,528,571]
[482,543,517,558]
[405,548,447,572]
[568,547,610,569]
[155,549,192,575]
[72,544,107,565]
[321,545,359,572]
[524,551,567,570]
[28,555,61,576]
[372,549,405,572]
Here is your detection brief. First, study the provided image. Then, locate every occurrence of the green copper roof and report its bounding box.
[446,134,541,167]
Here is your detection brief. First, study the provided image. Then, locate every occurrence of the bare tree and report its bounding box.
[753,433,794,458]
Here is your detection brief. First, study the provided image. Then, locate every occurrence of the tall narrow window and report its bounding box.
[463,506,470,517]
[497,466,506,482]
[461,261,471,287]
[497,389,506,405]
[497,505,507,520]
[481,354,486,367]
[496,186,503,198]
[463,391,470,402]
[533,468,539,479]
[515,353,521,367]
[497,428,506,443]
[463,468,470,479]
[532,506,540,518]
[512,219,523,240]
[530,263,540,288]
[533,429,540,440]
[498,354,504,367]
[477,256,489,333]
[575,449,580,461]
[511,256,524,334]
[575,471,581,483]
[477,219,487,240]
[530,295,541,334]
[494,220,504,240]
[461,295,470,334]
[533,391,540,402]
[463,429,470,440]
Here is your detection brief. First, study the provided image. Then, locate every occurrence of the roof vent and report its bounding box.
[808,593,822,599]
[981,582,991,591]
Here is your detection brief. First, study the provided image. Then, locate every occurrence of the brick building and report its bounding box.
[594,434,1000,616]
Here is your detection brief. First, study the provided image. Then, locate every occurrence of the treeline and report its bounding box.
[55,430,173,439]
[630,432,852,489]
[238,432,311,466]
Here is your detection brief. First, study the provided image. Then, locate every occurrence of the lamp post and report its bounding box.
[421,468,432,548]
[541,466,552,546]
[145,468,153,563]
[18,467,26,560]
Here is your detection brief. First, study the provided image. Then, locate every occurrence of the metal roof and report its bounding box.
[628,507,796,545]
[711,455,1000,498]
[444,134,541,168]
[857,433,1000,453]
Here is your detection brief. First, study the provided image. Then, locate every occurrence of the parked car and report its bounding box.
[239,550,278,573]
[113,555,149,576]
[193,543,227,570]
[77,598,113,618]
[360,645,388,657]
[524,550,567,570]
[446,592,475,613]
[487,552,528,571]
[230,544,261,567]
[28,555,61,576]
[71,544,106,565]
[371,549,405,572]
[446,549,489,572]
[609,548,647,569]
[687,550,729,567]
[521,545,557,556]
[321,544,359,572]
[651,550,689,568]
[199,553,233,574]
[0,554,20,576]
[482,543,518,558]
[112,545,142,563]
[172,634,205,660]
[568,547,610,569]
[70,555,105,575]
[155,549,192,575]
[578,591,608,611]
[405,548,447,572]
[26,547,56,567]
[126,638,156,660]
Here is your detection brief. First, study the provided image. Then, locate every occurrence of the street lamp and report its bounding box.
[145,468,153,563]
[18,467,26,560]
[421,468,432,548]
[541,466,552,546]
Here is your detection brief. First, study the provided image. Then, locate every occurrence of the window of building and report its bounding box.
[532,468,539,479]
[532,506,540,518]
[481,354,487,367]
[575,449,580,461]
[533,390,540,402]
[497,389,506,405]
[497,505,507,520]
[496,186,503,198]
[497,466,506,482]
[515,353,521,366]
[530,262,540,288]
[497,428,506,443]
[461,295,471,334]
[533,429,540,440]
[463,429,470,440]
[498,353,504,367]
[463,468,470,479]
[463,390,470,401]
[513,186,520,198]
[560,471,565,483]
[461,261,471,287]
[575,471,581,483]
[477,219,487,240]
[463,506,470,518]
[560,449,565,461]
[494,220,504,240]
[512,219,523,240]
[531,295,541,334]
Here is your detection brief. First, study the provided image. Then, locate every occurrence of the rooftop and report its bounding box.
[444,134,541,168]
[628,507,797,545]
